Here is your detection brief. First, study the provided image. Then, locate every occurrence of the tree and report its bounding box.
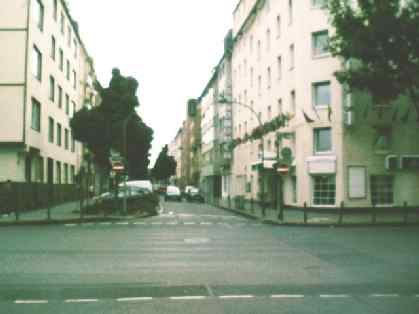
[328,0,419,118]
[152,145,177,182]
[70,68,154,179]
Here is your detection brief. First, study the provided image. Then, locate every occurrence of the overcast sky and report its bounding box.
[69,0,237,165]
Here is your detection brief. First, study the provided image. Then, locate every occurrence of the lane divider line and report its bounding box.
[320,294,350,298]
[169,296,207,300]
[219,295,255,299]
[271,294,305,299]
[65,299,99,303]
[15,300,48,304]
[116,222,129,225]
[65,224,77,227]
[117,297,153,302]
[134,222,146,225]
[184,222,196,225]
[369,294,399,298]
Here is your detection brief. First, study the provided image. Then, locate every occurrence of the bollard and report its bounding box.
[403,201,408,225]
[338,201,344,225]
[371,203,377,224]
[303,202,308,224]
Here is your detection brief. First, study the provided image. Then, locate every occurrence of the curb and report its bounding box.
[216,205,419,228]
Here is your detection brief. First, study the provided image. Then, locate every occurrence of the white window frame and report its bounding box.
[312,175,336,206]
[313,81,331,108]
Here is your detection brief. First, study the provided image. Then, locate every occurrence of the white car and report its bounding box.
[165,186,182,202]
[120,180,153,194]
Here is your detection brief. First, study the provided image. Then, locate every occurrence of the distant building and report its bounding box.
[0,0,98,184]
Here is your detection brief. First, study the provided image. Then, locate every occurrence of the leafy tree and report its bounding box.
[152,145,177,182]
[328,0,419,118]
[70,69,154,179]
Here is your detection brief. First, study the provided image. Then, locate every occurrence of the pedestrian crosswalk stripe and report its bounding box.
[65,299,98,303]
[169,296,206,300]
[219,295,254,299]
[15,300,48,304]
[117,297,153,302]
[271,294,305,299]
[369,294,399,298]
[320,294,350,298]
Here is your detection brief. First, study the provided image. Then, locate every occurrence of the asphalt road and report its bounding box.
[0,200,418,313]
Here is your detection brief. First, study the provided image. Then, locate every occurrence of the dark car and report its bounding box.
[185,188,205,203]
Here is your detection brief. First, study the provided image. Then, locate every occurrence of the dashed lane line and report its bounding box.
[271,294,305,299]
[65,224,77,227]
[369,294,399,298]
[219,295,255,299]
[117,297,153,302]
[15,300,48,304]
[169,296,207,300]
[184,222,196,225]
[65,299,99,303]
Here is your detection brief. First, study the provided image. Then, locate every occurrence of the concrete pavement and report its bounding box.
[0,201,418,313]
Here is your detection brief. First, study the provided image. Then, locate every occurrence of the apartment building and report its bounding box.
[0,0,97,184]
[230,0,419,207]
[168,127,183,184]
[200,31,234,203]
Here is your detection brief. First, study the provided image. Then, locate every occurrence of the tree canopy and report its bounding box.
[328,0,419,118]
[151,145,177,182]
[70,68,153,179]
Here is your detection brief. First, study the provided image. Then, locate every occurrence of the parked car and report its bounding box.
[185,187,205,203]
[165,186,182,202]
[182,185,196,198]
[94,186,148,204]
[123,180,153,194]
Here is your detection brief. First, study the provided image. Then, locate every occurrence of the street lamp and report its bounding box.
[218,95,267,216]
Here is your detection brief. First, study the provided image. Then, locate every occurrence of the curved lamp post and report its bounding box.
[218,95,267,216]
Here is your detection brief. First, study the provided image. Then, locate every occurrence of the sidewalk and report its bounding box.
[216,201,419,227]
[0,199,139,226]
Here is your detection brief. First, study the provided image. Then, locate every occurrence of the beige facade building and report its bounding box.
[229,0,419,208]
[0,0,97,184]
[168,127,183,184]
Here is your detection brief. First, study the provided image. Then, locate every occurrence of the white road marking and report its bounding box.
[151,222,163,225]
[65,224,77,227]
[271,294,305,299]
[415,294,419,298]
[117,297,153,302]
[200,222,213,225]
[369,294,399,298]
[99,222,111,225]
[116,222,129,225]
[15,300,48,304]
[65,299,99,303]
[219,295,255,299]
[184,222,196,225]
[134,222,146,225]
[169,296,207,300]
[166,222,179,225]
[320,294,350,298]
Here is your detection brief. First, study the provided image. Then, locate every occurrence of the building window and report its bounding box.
[276,15,281,37]
[266,29,271,51]
[374,128,392,151]
[73,70,77,89]
[313,176,336,205]
[267,67,271,89]
[67,26,72,47]
[65,94,70,115]
[60,12,65,34]
[56,161,61,184]
[289,44,295,69]
[70,165,75,183]
[65,129,69,150]
[31,98,41,132]
[57,123,62,146]
[313,81,331,107]
[59,48,63,71]
[278,98,283,114]
[74,40,78,58]
[371,175,394,205]
[71,101,76,117]
[53,0,58,20]
[49,75,55,101]
[257,40,261,60]
[277,56,282,80]
[267,106,272,120]
[63,163,68,184]
[288,0,293,25]
[48,117,54,143]
[250,67,254,87]
[290,90,296,114]
[58,85,63,108]
[258,76,262,96]
[314,128,332,154]
[51,36,56,60]
[32,45,42,81]
[292,176,297,203]
[312,30,329,56]
[66,60,70,80]
[249,35,253,54]
[32,0,44,31]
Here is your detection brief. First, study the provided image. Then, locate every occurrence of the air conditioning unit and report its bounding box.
[385,155,399,170]
[400,155,419,170]
[343,110,354,127]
